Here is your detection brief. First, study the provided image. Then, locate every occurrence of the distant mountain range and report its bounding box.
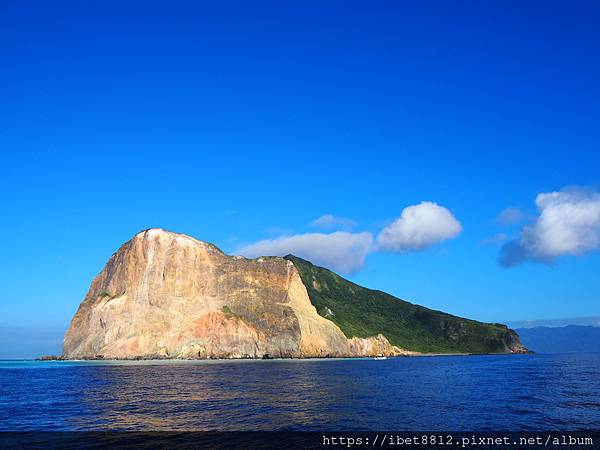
[509,316,600,329]
[516,325,600,353]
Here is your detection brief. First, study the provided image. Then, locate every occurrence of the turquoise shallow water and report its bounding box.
[1,353,599,431]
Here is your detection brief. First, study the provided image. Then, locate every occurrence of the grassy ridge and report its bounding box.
[285,255,520,354]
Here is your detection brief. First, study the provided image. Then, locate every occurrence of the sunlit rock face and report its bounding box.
[63,229,404,359]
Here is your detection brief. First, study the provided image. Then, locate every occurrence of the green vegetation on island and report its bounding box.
[285,255,522,354]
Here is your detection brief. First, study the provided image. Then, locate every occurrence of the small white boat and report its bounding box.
[373,355,387,360]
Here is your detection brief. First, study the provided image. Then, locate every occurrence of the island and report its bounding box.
[63,229,528,359]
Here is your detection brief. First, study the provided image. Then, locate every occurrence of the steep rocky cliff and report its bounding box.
[63,228,527,359]
[63,229,407,359]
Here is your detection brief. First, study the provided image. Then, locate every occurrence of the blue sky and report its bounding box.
[1,1,599,357]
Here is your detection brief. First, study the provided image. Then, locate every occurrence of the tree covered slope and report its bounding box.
[285,255,526,354]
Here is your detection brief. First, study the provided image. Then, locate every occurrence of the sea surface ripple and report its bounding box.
[1,353,598,431]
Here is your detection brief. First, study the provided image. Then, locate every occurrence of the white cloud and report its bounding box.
[499,189,600,267]
[311,214,357,231]
[482,233,509,246]
[236,231,374,273]
[497,207,525,225]
[377,202,463,252]
[265,227,293,236]
[238,201,462,273]
[524,190,600,258]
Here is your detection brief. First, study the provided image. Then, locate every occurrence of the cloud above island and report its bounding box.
[499,188,600,267]
[496,207,525,225]
[236,231,374,273]
[310,214,357,231]
[377,201,463,252]
[236,202,462,273]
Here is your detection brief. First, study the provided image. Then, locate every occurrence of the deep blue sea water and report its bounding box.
[1,353,599,431]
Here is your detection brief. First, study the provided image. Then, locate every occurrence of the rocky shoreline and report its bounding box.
[41,349,532,362]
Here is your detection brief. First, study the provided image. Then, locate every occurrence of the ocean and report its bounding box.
[1,353,599,431]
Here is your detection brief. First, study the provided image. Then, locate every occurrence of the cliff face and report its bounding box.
[63,229,406,359]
